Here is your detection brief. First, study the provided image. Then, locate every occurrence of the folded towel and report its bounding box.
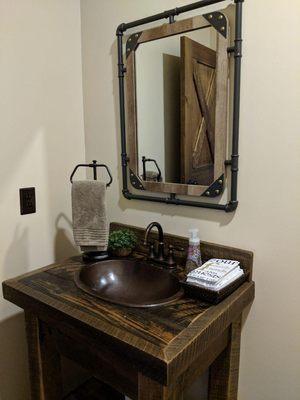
[72,180,108,252]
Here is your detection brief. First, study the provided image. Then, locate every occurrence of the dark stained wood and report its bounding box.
[208,316,242,400]
[24,266,209,347]
[125,15,229,196]
[25,312,44,400]
[165,282,253,383]
[64,377,125,400]
[175,328,229,391]
[3,223,254,399]
[25,312,63,400]
[138,374,184,400]
[39,321,63,400]
[54,326,138,399]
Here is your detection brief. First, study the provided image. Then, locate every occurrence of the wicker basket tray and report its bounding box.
[180,267,249,304]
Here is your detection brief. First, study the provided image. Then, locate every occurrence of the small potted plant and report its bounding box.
[108,229,138,257]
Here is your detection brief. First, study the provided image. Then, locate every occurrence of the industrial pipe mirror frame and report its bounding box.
[116,0,244,212]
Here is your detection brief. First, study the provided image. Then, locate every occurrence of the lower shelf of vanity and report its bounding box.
[64,377,125,400]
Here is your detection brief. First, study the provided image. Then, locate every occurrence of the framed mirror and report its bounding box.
[117,0,243,212]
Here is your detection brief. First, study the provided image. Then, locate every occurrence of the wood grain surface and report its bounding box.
[3,222,254,395]
[64,377,125,400]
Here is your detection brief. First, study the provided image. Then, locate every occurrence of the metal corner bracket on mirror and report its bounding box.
[116,0,244,212]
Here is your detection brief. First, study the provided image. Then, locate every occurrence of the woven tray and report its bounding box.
[180,267,249,304]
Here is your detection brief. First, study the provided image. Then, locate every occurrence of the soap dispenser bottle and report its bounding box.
[186,229,202,274]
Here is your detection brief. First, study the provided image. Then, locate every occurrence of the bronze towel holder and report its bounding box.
[70,160,113,187]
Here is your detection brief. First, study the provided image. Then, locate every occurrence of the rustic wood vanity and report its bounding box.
[2,223,254,400]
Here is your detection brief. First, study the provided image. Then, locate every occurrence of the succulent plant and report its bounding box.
[108,229,137,251]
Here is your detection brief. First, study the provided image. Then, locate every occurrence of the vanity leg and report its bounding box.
[138,373,183,400]
[208,316,242,400]
[25,312,63,400]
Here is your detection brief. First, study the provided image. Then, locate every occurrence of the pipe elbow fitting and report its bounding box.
[122,189,131,200]
[116,23,126,36]
[225,201,239,213]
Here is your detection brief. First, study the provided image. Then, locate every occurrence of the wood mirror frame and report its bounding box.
[125,13,230,197]
[116,0,244,212]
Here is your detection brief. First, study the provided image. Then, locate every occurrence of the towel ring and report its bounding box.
[70,160,113,187]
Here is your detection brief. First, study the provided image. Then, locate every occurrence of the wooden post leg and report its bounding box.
[138,373,183,400]
[208,316,242,400]
[25,312,63,400]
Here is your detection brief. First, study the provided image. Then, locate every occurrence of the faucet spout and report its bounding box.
[144,222,164,244]
[144,222,165,261]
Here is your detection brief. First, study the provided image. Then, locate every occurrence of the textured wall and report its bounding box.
[80,0,300,399]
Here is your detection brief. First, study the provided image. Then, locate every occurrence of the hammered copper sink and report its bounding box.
[74,259,184,308]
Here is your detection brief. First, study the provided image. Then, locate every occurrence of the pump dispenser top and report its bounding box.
[189,229,200,245]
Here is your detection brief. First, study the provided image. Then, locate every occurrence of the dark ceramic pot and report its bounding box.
[112,248,132,257]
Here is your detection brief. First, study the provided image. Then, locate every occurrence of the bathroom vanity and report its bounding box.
[2,223,254,399]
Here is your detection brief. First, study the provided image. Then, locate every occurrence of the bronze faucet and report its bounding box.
[144,222,165,261]
[144,222,179,267]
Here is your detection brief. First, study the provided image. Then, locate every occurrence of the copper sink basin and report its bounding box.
[74,259,183,308]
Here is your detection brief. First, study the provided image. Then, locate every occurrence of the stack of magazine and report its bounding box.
[186,259,244,292]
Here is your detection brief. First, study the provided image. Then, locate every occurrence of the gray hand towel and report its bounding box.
[72,180,108,252]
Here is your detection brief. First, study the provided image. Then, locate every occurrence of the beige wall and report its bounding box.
[81,0,300,399]
[0,1,85,399]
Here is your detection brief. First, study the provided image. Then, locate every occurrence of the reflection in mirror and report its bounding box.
[136,26,218,186]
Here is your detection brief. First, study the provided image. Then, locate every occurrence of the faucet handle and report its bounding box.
[157,242,165,261]
[166,244,177,267]
[146,242,155,259]
[166,244,185,253]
